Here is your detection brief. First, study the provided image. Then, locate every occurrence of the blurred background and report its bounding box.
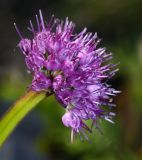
[0,0,142,159]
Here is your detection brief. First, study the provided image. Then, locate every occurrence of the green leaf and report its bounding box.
[0,90,47,147]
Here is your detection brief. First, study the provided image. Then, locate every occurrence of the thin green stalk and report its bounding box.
[0,90,47,147]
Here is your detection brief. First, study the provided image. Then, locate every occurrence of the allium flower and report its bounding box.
[15,10,120,141]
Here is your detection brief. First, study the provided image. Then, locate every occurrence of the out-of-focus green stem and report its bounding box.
[0,90,47,147]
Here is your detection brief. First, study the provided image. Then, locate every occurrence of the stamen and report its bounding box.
[27,27,32,32]
[14,23,23,39]
[36,14,40,32]
[80,129,89,141]
[71,129,74,144]
[78,131,84,141]
[39,9,45,30]
[29,20,35,34]
[47,14,55,29]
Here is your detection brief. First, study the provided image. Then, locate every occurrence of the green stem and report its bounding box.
[0,90,47,147]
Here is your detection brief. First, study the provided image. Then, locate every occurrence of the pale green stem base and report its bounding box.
[0,90,47,147]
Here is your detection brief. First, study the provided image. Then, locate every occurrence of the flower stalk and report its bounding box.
[0,90,48,147]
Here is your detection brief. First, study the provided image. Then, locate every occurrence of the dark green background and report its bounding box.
[0,0,142,159]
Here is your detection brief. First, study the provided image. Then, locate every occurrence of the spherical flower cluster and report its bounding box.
[15,10,120,141]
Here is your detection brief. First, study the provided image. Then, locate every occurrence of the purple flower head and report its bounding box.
[15,10,120,141]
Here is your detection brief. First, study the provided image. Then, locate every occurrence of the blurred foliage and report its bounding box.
[0,0,142,159]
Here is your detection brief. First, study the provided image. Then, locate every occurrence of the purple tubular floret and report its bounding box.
[16,10,120,141]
